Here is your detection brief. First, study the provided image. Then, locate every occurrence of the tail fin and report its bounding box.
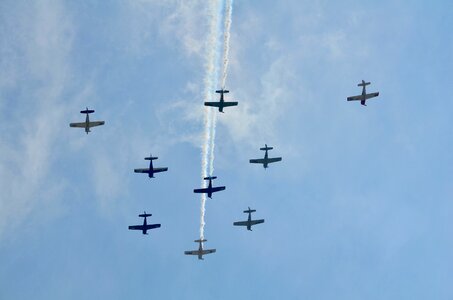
[139,211,152,218]
[80,107,95,114]
[358,80,371,87]
[144,155,158,161]
[244,207,256,214]
[215,89,229,94]
[194,239,207,243]
[203,176,217,180]
[260,144,273,151]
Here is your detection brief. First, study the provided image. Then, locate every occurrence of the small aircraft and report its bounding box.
[128,211,161,235]
[69,107,105,134]
[184,239,216,260]
[193,176,226,199]
[249,144,282,169]
[233,207,265,231]
[204,89,238,113]
[347,80,380,106]
[134,155,168,178]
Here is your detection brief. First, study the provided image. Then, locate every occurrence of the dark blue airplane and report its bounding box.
[193,176,225,199]
[128,211,161,235]
[249,144,282,169]
[134,154,168,178]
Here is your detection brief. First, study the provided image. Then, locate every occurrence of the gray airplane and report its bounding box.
[249,144,282,169]
[204,89,238,113]
[347,80,379,106]
[69,107,105,134]
[184,239,216,260]
[233,207,265,231]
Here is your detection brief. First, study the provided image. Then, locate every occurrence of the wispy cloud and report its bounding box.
[0,0,76,238]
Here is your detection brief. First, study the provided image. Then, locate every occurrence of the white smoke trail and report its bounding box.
[200,0,223,240]
[221,0,233,89]
[208,0,234,176]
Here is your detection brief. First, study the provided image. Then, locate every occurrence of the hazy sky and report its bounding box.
[1,0,452,299]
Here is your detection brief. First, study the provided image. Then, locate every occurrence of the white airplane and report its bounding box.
[347,80,379,106]
[69,107,105,134]
[249,144,282,169]
[134,154,168,178]
[184,239,216,260]
[204,89,238,113]
[233,207,265,231]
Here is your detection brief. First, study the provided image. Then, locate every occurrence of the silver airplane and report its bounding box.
[347,80,379,106]
[233,207,265,231]
[184,239,216,260]
[69,107,105,134]
[249,144,282,169]
[204,89,238,113]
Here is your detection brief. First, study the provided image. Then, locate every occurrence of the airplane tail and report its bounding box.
[358,80,371,87]
[144,155,158,161]
[203,176,217,180]
[80,107,95,114]
[215,89,229,94]
[139,211,152,218]
[260,144,273,151]
[244,207,256,214]
[194,239,207,243]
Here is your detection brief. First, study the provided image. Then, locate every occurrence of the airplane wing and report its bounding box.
[128,225,145,230]
[249,159,265,164]
[267,157,282,164]
[347,95,363,101]
[204,102,222,108]
[144,224,161,230]
[193,188,208,194]
[201,249,216,255]
[152,167,168,173]
[88,121,105,128]
[69,122,86,128]
[233,221,249,226]
[184,250,200,255]
[134,168,150,173]
[222,101,238,107]
[211,186,225,193]
[365,92,379,99]
[250,219,265,225]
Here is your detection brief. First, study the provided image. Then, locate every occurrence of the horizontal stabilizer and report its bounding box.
[260,144,273,151]
[358,81,371,87]
[80,108,95,114]
[194,239,207,243]
[215,90,229,94]
[144,156,158,161]
[139,212,152,218]
[204,176,217,180]
[244,208,256,213]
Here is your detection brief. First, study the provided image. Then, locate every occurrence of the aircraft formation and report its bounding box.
[69,79,379,260]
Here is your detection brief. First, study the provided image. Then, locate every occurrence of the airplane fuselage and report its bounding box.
[85,114,90,134]
[142,217,148,235]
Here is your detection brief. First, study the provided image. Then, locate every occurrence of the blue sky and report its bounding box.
[1,0,452,299]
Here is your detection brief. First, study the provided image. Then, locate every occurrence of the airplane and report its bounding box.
[204,89,238,113]
[249,144,282,169]
[128,211,161,235]
[233,207,265,231]
[69,107,105,134]
[347,80,380,106]
[134,155,168,178]
[193,176,225,199]
[184,239,216,260]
